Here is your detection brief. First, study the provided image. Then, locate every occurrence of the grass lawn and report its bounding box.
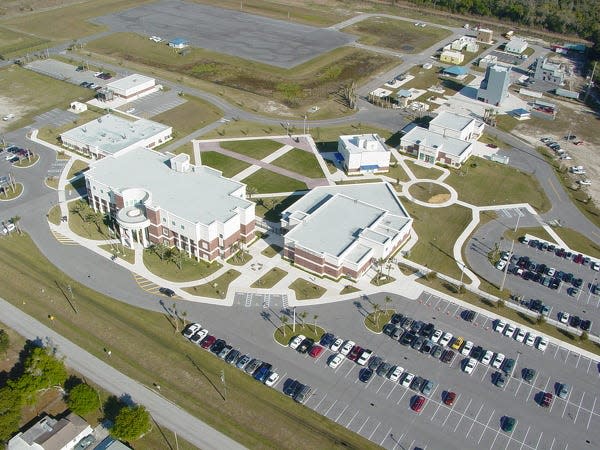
[406,203,472,280]
[98,244,135,264]
[143,250,221,283]
[344,17,451,53]
[13,154,39,168]
[403,65,442,90]
[220,139,282,160]
[271,148,324,179]
[67,160,90,179]
[387,158,411,183]
[183,269,240,299]
[37,110,101,146]
[227,252,252,266]
[504,226,556,244]
[496,114,519,132]
[151,95,222,136]
[479,132,509,148]
[68,208,110,241]
[261,244,283,258]
[198,151,251,178]
[254,195,302,222]
[47,205,61,226]
[408,182,450,203]
[289,278,327,300]
[553,228,600,259]
[243,169,307,194]
[445,157,550,212]
[0,182,23,200]
[0,234,380,449]
[340,285,361,295]
[251,267,288,289]
[0,66,93,132]
[405,159,443,179]
[0,26,50,59]
[364,310,395,333]
[274,324,326,346]
[371,274,396,286]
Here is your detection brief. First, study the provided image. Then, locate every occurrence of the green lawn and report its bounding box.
[553,228,600,259]
[151,95,222,136]
[0,26,50,58]
[98,244,135,264]
[0,66,93,132]
[143,250,222,282]
[227,252,252,266]
[340,285,361,295]
[344,17,451,53]
[445,157,550,212]
[274,324,325,346]
[251,267,288,289]
[67,160,90,179]
[408,182,450,202]
[387,158,411,183]
[243,169,307,194]
[371,275,396,286]
[406,203,472,280]
[402,65,442,91]
[261,244,283,258]
[254,195,302,222]
[504,227,556,244]
[220,139,282,160]
[0,234,380,449]
[183,269,240,298]
[271,148,324,178]
[199,151,251,178]
[47,205,61,226]
[364,310,395,333]
[289,278,327,300]
[13,154,39,168]
[68,206,110,241]
[405,159,443,179]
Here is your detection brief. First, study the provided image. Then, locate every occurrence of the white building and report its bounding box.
[429,111,484,141]
[280,183,412,280]
[477,28,494,44]
[106,74,156,99]
[337,134,391,174]
[450,36,479,52]
[399,126,473,167]
[84,147,255,260]
[478,54,498,69]
[69,101,87,113]
[505,38,528,54]
[8,413,92,450]
[60,114,172,159]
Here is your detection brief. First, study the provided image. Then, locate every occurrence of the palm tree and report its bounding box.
[70,200,86,221]
[384,295,392,313]
[246,186,258,199]
[10,215,21,234]
[181,311,188,328]
[299,311,308,325]
[313,314,319,333]
[372,303,381,327]
[280,315,289,337]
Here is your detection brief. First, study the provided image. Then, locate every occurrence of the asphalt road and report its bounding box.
[0,298,245,450]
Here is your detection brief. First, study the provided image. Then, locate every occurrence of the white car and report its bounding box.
[2,222,15,233]
[591,261,600,271]
[480,350,493,366]
[439,332,453,347]
[514,328,526,343]
[431,329,443,343]
[328,354,344,369]
[330,338,343,352]
[536,336,549,352]
[579,179,592,186]
[183,323,202,339]
[494,320,507,332]
[495,260,507,271]
[340,340,355,356]
[463,358,477,374]
[559,312,570,324]
[401,372,415,388]
[289,335,306,350]
[547,268,556,277]
[264,372,279,387]
[2,113,14,121]
[388,366,404,382]
[356,349,372,366]
[460,340,473,356]
[503,323,516,337]
[492,353,505,369]
[524,333,536,347]
[191,328,208,344]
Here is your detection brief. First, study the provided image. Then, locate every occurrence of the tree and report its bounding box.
[372,303,381,327]
[0,386,22,443]
[299,311,308,325]
[280,316,289,337]
[10,216,21,234]
[152,243,168,261]
[384,295,392,312]
[0,329,9,357]
[313,314,319,333]
[66,383,100,415]
[9,346,67,403]
[70,200,87,221]
[111,405,151,441]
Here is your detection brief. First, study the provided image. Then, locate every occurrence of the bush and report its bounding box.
[66,383,100,415]
[111,405,151,441]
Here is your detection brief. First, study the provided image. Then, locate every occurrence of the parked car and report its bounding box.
[541,392,553,407]
[439,332,453,347]
[328,353,344,369]
[480,350,494,366]
[340,340,355,356]
[264,371,279,387]
[183,323,202,339]
[190,329,208,345]
[200,335,216,349]
[535,336,548,352]
[522,368,536,382]
[462,358,477,374]
[330,338,343,352]
[388,365,404,382]
[359,368,374,383]
[557,383,570,399]
[356,349,372,366]
[289,335,305,350]
[297,338,314,354]
[444,391,456,406]
[159,287,175,297]
[225,349,240,364]
[460,340,473,356]
[368,356,383,371]
[431,329,443,343]
[293,384,312,404]
[411,395,426,412]
[209,339,226,355]
[236,355,251,370]
[377,362,392,377]
[502,416,517,432]
[492,353,505,369]
[421,379,435,396]
[401,372,415,388]
[440,349,455,364]
[348,345,363,362]
[244,358,262,375]
[320,333,335,347]
[493,371,506,388]
[308,345,324,358]
[218,345,232,359]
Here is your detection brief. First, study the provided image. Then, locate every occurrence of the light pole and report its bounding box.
[500,213,521,292]
[303,115,307,134]
[293,307,296,333]
[586,278,597,304]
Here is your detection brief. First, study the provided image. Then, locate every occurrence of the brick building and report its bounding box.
[84,148,255,261]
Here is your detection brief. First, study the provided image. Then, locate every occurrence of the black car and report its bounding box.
[570,316,582,328]
[283,379,300,396]
[400,332,415,346]
[390,313,403,325]
[563,272,574,283]
[420,339,433,354]
[383,323,397,336]
[411,376,424,391]
[522,368,536,383]
[400,317,414,330]
[377,362,392,376]
[368,356,383,371]
[210,339,226,355]
[493,371,506,387]
[430,344,443,359]
[225,349,240,364]
[412,336,425,350]
[471,346,484,361]
[159,287,175,297]
[359,368,374,383]
[580,319,591,331]
[297,338,314,353]
[320,332,335,347]
[421,322,435,337]
[462,310,476,322]
[572,278,583,288]
[411,320,425,334]
[440,349,455,364]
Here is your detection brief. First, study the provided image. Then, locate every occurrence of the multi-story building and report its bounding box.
[399,126,474,167]
[60,114,172,159]
[440,50,465,65]
[280,183,412,281]
[477,64,511,106]
[84,147,255,261]
[533,57,566,85]
[337,134,391,174]
[429,111,484,141]
[505,38,528,54]
[477,28,493,44]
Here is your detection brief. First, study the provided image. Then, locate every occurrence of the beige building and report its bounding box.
[440,50,465,65]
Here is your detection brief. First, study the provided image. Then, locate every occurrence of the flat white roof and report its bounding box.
[402,126,472,157]
[107,74,155,92]
[339,134,388,154]
[86,147,252,224]
[429,111,475,132]
[60,114,171,155]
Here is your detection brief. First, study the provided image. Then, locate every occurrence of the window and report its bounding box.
[180,225,185,230]
[202,242,208,250]
[162,218,166,223]
[162,228,169,237]
[172,220,175,226]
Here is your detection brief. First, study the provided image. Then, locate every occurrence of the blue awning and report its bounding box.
[443,66,468,76]
[360,165,379,171]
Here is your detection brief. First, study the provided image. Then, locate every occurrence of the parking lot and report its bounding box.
[25,59,113,90]
[117,90,186,118]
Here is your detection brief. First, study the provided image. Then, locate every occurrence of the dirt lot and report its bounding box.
[510,98,600,204]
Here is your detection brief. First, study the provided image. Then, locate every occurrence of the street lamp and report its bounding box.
[586,277,597,304]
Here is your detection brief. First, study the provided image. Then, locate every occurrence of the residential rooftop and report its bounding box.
[86,147,252,224]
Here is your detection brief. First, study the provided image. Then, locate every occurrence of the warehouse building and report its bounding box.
[505,38,528,54]
[337,134,391,174]
[106,74,157,99]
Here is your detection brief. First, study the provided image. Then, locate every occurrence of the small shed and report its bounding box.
[505,38,528,54]
[442,66,468,78]
[396,89,412,107]
[169,38,189,49]
[69,101,87,113]
[510,108,531,120]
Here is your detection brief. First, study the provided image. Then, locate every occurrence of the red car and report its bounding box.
[309,345,324,358]
[443,391,456,406]
[348,345,363,362]
[200,335,216,349]
[411,395,426,412]
[541,392,553,408]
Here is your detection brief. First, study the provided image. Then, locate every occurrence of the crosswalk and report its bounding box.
[133,273,161,295]
[51,230,78,245]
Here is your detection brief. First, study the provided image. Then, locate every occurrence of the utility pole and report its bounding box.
[500,213,520,292]
[293,307,296,333]
[584,61,597,102]
[586,277,597,304]
[220,369,227,400]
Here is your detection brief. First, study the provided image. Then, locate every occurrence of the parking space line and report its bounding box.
[548,437,555,450]
[519,426,531,450]
[489,424,502,449]
[574,392,585,423]
[396,387,410,405]
[542,375,551,393]
[346,410,359,427]
[586,357,593,373]
[314,393,327,410]
[525,382,535,402]
[380,427,393,446]
[431,401,443,421]
[356,417,369,434]
[514,378,524,397]
[368,422,381,440]
[553,344,560,359]
[562,389,573,418]
[533,431,543,450]
[574,353,581,368]
[465,403,484,438]
[480,365,490,382]
[335,405,349,422]
[587,396,597,430]
[386,383,398,399]
[453,399,472,432]
[375,379,386,393]
[343,364,354,378]
[433,297,442,309]
[324,400,337,416]
[479,409,495,444]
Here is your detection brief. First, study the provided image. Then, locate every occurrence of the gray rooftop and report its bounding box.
[339,134,388,154]
[60,114,171,155]
[402,126,472,157]
[429,111,474,132]
[86,148,252,225]
[106,74,154,92]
